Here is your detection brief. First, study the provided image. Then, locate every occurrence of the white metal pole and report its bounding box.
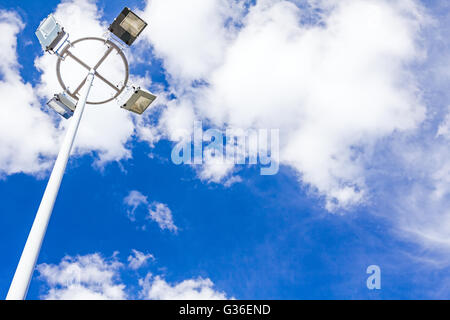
[6,69,96,300]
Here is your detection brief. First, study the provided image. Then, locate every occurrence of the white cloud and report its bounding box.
[2,0,429,212]
[148,202,178,233]
[135,0,450,250]
[139,0,246,83]
[362,1,450,249]
[38,252,230,300]
[3,0,448,250]
[0,10,59,177]
[139,274,230,300]
[142,0,427,211]
[124,190,149,222]
[37,253,126,300]
[127,249,154,270]
[197,147,238,185]
[124,190,178,232]
[158,99,197,142]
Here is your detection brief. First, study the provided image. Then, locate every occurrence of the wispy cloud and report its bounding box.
[124,190,178,233]
[124,190,149,222]
[139,274,230,300]
[127,249,155,270]
[148,202,178,233]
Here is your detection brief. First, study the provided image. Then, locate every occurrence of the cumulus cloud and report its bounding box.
[37,252,230,300]
[3,0,448,249]
[0,10,59,177]
[198,155,238,184]
[37,253,126,300]
[138,0,247,83]
[124,190,149,222]
[3,0,429,212]
[135,0,450,252]
[140,274,230,300]
[124,190,178,232]
[140,0,427,211]
[382,129,450,248]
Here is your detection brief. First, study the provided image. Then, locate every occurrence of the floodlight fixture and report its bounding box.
[35,14,66,53]
[121,88,156,115]
[108,7,147,46]
[47,92,77,119]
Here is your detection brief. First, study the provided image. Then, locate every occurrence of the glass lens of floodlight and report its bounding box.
[48,99,66,114]
[41,17,56,37]
[120,12,146,37]
[132,96,152,114]
[47,99,72,119]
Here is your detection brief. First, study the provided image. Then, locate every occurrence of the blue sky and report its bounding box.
[0,0,450,300]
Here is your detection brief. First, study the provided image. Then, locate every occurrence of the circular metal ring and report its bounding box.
[56,37,129,105]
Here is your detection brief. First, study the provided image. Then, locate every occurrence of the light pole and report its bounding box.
[6,69,95,300]
[7,7,154,300]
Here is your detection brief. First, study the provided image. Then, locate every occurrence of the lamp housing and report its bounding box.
[121,88,156,115]
[108,7,147,46]
[35,14,66,52]
[47,92,77,119]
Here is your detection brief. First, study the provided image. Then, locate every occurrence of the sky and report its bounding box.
[0,0,449,300]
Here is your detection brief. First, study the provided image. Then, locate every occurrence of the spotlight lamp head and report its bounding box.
[108,7,147,46]
[121,88,157,115]
[35,14,66,52]
[46,92,77,119]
